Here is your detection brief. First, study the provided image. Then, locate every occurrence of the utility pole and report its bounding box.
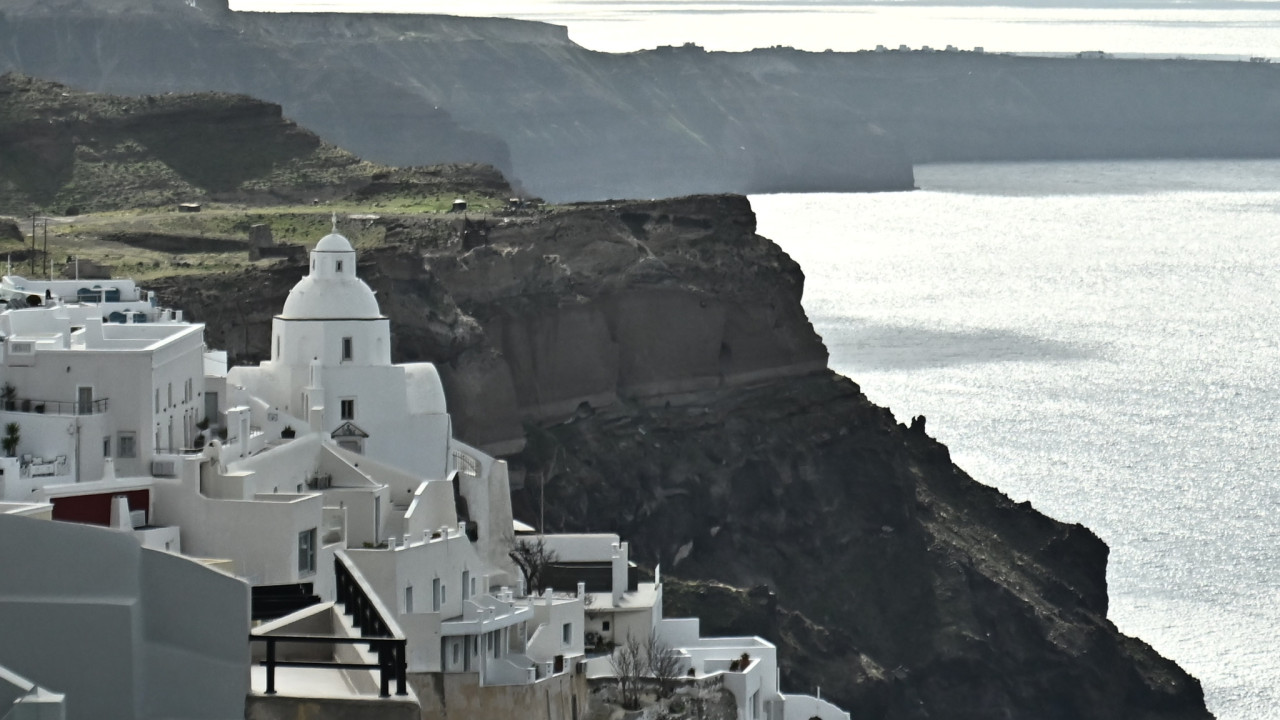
[42,220,48,279]
[29,215,35,275]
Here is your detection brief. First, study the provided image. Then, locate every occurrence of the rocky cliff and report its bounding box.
[0,74,516,214]
[147,194,1211,720]
[0,0,912,200]
[6,2,1280,203]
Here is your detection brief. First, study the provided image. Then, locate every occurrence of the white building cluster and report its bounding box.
[0,227,850,720]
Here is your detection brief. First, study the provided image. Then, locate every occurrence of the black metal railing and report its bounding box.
[249,634,407,698]
[249,554,407,698]
[334,553,397,639]
[1,398,109,415]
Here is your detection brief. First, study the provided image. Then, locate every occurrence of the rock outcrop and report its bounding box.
[0,74,516,214]
[150,193,1211,720]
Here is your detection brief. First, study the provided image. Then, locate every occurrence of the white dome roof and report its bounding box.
[315,232,354,252]
[280,275,382,320]
[278,231,383,320]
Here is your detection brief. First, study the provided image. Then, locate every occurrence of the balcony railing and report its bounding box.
[250,634,407,699]
[1,398,109,416]
[250,553,407,698]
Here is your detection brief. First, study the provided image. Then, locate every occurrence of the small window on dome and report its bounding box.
[341,336,353,362]
[336,260,344,273]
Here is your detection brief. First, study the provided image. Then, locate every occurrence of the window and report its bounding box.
[462,570,471,600]
[102,436,111,457]
[452,642,459,665]
[154,389,159,413]
[562,622,572,646]
[298,529,316,575]
[167,382,172,408]
[340,398,355,420]
[405,585,414,613]
[602,621,610,632]
[117,432,136,458]
[341,336,353,361]
[471,575,477,598]
[336,260,344,273]
[432,578,441,612]
[275,335,281,360]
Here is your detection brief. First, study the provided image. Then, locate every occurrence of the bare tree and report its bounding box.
[508,535,558,596]
[645,629,681,698]
[610,633,644,710]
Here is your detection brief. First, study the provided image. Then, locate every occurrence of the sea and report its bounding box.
[238,2,1279,718]
[754,161,1280,720]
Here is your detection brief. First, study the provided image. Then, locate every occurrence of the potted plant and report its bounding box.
[3,422,20,457]
[1,383,15,411]
[280,425,296,439]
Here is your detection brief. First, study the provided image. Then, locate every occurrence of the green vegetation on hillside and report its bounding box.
[0,73,513,217]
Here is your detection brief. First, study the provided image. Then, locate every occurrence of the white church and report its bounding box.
[0,225,849,720]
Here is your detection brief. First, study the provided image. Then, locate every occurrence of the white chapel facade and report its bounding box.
[229,227,452,481]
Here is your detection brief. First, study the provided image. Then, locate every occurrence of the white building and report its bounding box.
[0,295,205,523]
[0,224,852,720]
[228,230,450,474]
[0,513,248,720]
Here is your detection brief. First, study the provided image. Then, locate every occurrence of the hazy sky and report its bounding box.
[232,0,1280,55]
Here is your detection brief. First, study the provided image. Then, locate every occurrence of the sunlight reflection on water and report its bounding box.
[753,160,1280,720]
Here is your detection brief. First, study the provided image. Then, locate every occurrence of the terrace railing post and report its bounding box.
[265,638,277,695]
[395,641,407,696]
[378,642,391,698]
[335,558,345,607]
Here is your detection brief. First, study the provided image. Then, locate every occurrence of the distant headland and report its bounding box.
[3,0,1279,202]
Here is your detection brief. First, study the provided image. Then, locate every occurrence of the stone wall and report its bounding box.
[245,695,419,720]
[410,671,588,720]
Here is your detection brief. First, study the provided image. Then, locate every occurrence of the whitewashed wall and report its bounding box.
[0,514,248,720]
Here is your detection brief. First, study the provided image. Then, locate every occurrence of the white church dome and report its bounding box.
[279,232,384,320]
[314,232,354,252]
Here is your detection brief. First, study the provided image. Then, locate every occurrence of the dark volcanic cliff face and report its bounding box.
[152,194,1211,720]
[416,195,829,418]
[524,376,1207,719]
